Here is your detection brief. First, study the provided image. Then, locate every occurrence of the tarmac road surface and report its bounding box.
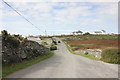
[6,38,118,78]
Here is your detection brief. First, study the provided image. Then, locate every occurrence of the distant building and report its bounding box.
[72,30,83,35]
[94,30,106,34]
[101,30,106,33]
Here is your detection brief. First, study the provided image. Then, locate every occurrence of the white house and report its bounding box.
[94,30,106,34]
[72,30,83,35]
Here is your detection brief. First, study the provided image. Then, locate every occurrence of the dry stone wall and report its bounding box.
[2,40,50,64]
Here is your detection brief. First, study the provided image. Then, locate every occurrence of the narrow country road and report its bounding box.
[6,38,118,78]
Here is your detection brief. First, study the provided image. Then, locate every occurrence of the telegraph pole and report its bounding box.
[45,30,47,36]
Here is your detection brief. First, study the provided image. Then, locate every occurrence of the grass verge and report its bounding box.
[101,48,120,64]
[64,41,100,60]
[2,51,54,78]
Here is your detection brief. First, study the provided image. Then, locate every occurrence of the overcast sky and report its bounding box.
[0,0,118,36]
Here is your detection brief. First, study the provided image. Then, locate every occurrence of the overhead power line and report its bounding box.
[2,0,45,34]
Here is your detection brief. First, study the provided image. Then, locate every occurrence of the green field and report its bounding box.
[61,34,119,41]
[62,34,120,64]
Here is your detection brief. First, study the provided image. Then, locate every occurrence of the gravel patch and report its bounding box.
[75,49,102,58]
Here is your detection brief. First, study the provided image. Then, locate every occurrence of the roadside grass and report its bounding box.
[64,41,100,60]
[2,51,54,78]
[101,48,120,64]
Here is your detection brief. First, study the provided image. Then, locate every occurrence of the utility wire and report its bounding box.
[2,0,45,34]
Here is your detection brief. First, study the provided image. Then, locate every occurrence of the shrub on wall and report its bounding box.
[50,45,57,50]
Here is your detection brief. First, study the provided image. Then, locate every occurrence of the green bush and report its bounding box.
[83,32,91,35]
[2,30,20,48]
[2,30,8,40]
[52,38,57,45]
[101,48,120,64]
[85,52,89,55]
[52,40,57,45]
[7,36,20,48]
[20,38,28,44]
[42,41,48,45]
[50,45,57,50]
